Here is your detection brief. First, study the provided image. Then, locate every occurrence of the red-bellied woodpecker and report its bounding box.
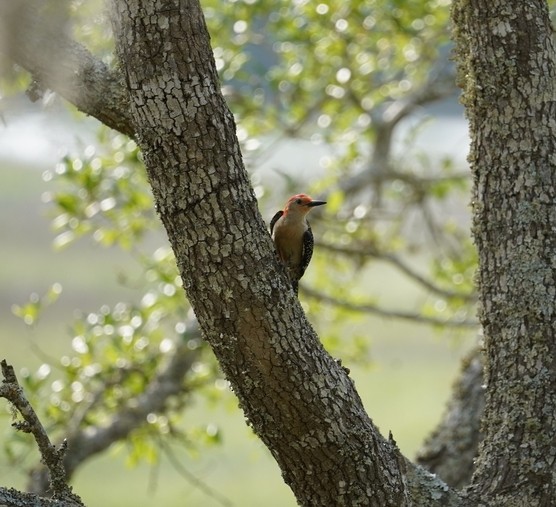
[270,194,326,294]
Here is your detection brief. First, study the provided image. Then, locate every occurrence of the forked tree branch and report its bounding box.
[0,360,83,507]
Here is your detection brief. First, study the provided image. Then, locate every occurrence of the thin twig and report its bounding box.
[159,439,234,507]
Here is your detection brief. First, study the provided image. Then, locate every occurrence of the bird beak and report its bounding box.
[307,200,326,208]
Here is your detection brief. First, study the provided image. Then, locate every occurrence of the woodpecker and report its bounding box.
[270,194,326,294]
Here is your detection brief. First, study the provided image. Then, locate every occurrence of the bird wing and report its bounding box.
[299,224,314,279]
[269,210,284,235]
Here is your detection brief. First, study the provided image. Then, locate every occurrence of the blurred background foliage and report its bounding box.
[0,0,481,505]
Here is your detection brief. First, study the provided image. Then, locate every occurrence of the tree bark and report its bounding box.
[452,1,556,505]
[109,1,457,505]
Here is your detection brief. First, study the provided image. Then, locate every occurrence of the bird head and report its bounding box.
[284,194,327,216]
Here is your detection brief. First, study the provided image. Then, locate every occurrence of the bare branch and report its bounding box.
[159,439,234,507]
[302,286,478,328]
[316,241,476,302]
[0,360,83,505]
[380,46,457,127]
[340,46,459,199]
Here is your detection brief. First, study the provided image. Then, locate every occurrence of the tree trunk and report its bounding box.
[452,1,556,505]
[110,1,456,505]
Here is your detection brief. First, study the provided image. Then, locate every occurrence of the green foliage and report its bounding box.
[11,284,62,326]
[8,127,225,471]
[204,0,450,136]
[46,133,153,250]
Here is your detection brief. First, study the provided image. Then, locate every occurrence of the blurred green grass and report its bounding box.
[0,163,474,506]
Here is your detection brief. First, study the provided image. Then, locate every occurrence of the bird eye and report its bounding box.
[296,198,302,205]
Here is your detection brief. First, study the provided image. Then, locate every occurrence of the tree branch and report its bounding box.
[340,45,458,198]
[0,360,83,506]
[302,286,478,328]
[158,439,234,507]
[68,342,197,471]
[452,1,556,502]
[380,45,457,127]
[0,0,134,138]
[317,240,476,302]
[0,488,79,507]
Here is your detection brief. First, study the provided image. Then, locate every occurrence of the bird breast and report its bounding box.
[272,217,308,265]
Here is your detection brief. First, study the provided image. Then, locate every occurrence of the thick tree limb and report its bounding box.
[452,0,556,504]
[0,488,79,507]
[0,0,134,138]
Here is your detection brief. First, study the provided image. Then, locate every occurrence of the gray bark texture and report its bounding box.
[452,0,556,505]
